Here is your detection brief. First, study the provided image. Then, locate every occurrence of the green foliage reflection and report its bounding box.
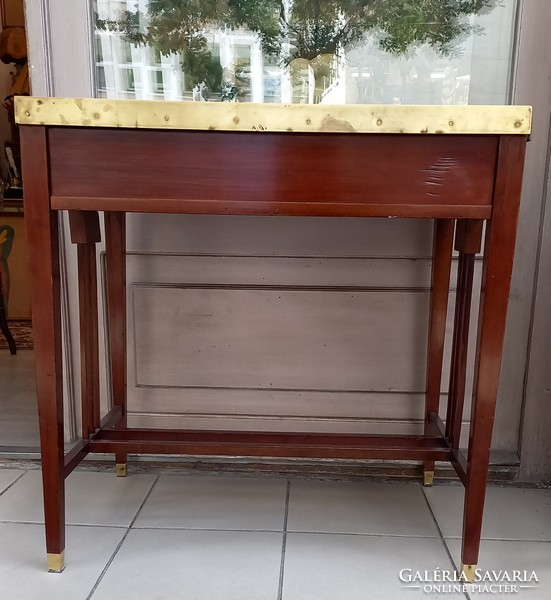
[96,0,500,99]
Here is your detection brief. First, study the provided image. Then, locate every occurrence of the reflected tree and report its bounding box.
[96,0,500,98]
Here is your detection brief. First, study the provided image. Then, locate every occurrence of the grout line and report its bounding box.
[277,480,291,600]
[86,475,160,600]
[279,530,440,539]
[84,532,129,600]
[420,487,470,600]
[0,470,27,497]
[437,535,551,543]
[128,475,161,529]
[2,516,548,543]
[131,525,285,533]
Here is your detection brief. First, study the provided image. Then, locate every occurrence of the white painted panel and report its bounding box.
[126,254,433,289]
[126,253,479,289]
[129,388,466,425]
[130,389,425,420]
[120,253,481,434]
[127,413,471,440]
[126,215,434,258]
[133,287,429,391]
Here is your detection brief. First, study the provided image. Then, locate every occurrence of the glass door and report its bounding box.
[92,0,518,105]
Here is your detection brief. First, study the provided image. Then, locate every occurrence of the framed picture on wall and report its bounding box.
[1,0,25,28]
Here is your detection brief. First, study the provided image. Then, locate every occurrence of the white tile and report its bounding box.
[0,470,156,526]
[0,469,24,494]
[0,522,125,600]
[424,484,551,540]
[92,529,282,600]
[287,480,439,537]
[282,533,464,600]
[135,474,287,530]
[446,538,551,599]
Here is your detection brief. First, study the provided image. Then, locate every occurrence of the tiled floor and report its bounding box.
[0,468,550,600]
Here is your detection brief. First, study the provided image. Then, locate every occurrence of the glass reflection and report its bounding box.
[94,0,516,105]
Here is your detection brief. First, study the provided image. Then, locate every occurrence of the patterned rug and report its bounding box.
[0,320,33,350]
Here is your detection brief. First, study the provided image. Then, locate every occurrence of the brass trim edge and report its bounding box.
[423,470,435,486]
[47,551,65,573]
[461,564,477,583]
[15,97,532,135]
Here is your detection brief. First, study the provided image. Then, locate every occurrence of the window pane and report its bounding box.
[93,0,517,104]
[97,65,106,90]
[152,69,164,94]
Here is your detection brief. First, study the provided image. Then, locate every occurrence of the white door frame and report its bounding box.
[23,0,551,479]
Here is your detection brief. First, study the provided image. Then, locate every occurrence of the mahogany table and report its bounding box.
[16,97,531,576]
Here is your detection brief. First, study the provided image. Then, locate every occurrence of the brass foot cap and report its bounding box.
[116,463,127,477]
[423,470,434,487]
[47,552,65,573]
[461,564,477,583]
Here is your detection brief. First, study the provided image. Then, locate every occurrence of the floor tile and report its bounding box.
[287,480,439,537]
[282,533,464,600]
[446,538,551,599]
[0,468,24,494]
[92,528,282,600]
[135,474,287,530]
[424,484,551,540]
[0,470,156,526]
[0,522,125,600]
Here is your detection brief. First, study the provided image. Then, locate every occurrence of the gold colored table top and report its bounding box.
[15,96,532,135]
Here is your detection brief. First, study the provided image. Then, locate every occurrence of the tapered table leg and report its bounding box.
[105,212,128,475]
[424,219,454,485]
[461,137,527,580]
[21,126,65,572]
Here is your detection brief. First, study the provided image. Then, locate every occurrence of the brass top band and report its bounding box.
[15,97,532,135]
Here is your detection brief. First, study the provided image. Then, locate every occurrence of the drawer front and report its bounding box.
[49,128,498,217]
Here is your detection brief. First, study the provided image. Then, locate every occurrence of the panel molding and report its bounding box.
[125,252,480,436]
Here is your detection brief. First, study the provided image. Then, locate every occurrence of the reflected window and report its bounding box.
[97,66,107,91]
[93,0,517,105]
[151,47,162,65]
[152,69,164,94]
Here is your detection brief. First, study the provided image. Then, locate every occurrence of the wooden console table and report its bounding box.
[16,97,531,576]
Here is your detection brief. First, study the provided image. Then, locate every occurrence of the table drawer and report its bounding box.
[49,128,498,218]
